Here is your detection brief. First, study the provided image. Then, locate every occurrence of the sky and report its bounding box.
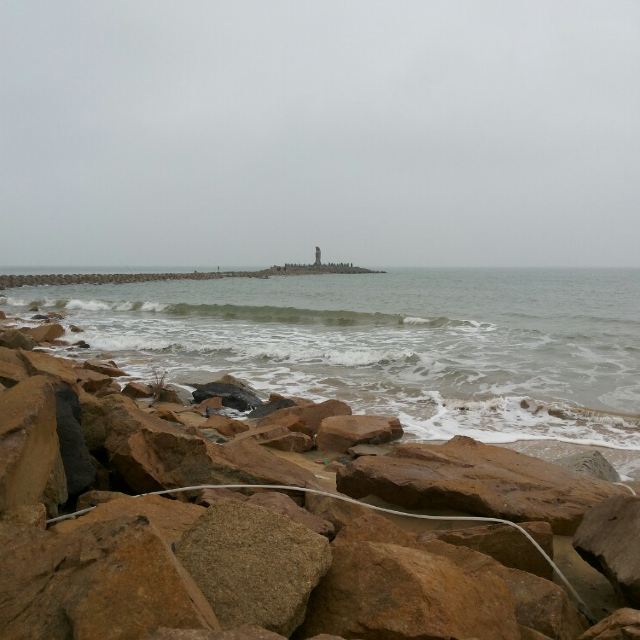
[1,1,639,268]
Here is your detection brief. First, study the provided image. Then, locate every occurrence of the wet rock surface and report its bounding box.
[191,381,263,411]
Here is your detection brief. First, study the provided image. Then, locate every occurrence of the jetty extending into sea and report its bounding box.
[0,247,383,289]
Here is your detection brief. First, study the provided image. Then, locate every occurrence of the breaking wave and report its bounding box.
[0,296,487,329]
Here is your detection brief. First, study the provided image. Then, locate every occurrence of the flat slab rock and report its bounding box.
[336,436,625,534]
[316,415,403,453]
[573,495,640,607]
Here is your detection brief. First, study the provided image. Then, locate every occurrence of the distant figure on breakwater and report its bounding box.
[315,246,322,266]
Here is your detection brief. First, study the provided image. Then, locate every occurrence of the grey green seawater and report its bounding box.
[2,268,639,461]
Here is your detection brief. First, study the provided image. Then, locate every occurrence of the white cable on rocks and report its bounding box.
[45,483,595,620]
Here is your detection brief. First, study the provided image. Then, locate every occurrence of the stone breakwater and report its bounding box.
[1,309,639,639]
[0,265,382,289]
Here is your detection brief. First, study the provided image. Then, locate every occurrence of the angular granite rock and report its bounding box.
[332,510,584,639]
[0,515,220,639]
[175,500,332,637]
[0,376,61,513]
[298,540,520,640]
[574,495,640,607]
[337,436,624,534]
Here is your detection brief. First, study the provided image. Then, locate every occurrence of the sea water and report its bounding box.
[2,267,639,453]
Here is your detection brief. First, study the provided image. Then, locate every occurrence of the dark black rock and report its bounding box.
[55,384,96,496]
[191,382,263,412]
[247,397,296,419]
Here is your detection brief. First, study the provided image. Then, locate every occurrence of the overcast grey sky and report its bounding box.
[1,1,639,268]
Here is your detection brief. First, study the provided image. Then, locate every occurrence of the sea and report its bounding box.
[2,267,639,472]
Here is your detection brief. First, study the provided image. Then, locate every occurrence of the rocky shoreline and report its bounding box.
[1,309,639,639]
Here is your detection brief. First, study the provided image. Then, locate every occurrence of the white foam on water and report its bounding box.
[4,297,28,306]
[403,316,431,325]
[140,301,168,312]
[399,393,640,451]
[79,332,177,352]
[65,299,112,311]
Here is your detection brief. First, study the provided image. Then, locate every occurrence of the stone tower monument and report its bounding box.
[314,246,321,266]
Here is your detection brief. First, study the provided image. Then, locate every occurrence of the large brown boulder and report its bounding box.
[103,399,317,494]
[573,495,640,606]
[24,323,64,343]
[257,399,352,437]
[332,512,586,639]
[578,608,640,639]
[0,376,62,513]
[298,540,520,640]
[316,415,403,453]
[337,436,624,534]
[53,494,205,545]
[0,345,29,387]
[0,516,220,639]
[422,539,587,640]
[418,520,555,579]
[175,500,332,637]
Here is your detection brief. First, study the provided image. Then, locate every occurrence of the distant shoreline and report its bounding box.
[0,264,384,289]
